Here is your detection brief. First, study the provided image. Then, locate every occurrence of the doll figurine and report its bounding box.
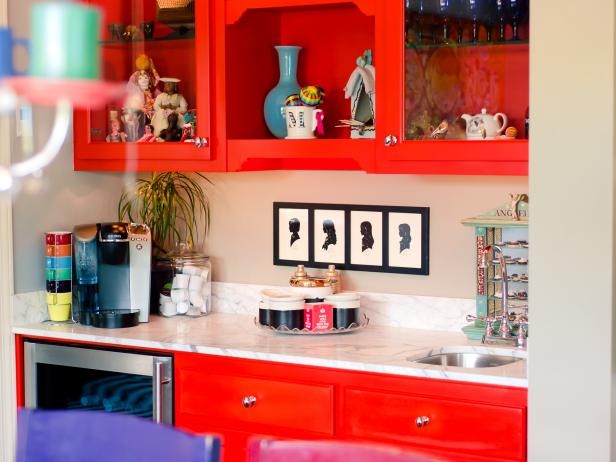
[138,124,157,142]
[123,109,145,142]
[126,54,160,120]
[106,119,126,143]
[158,113,182,142]
[151,78,188,136]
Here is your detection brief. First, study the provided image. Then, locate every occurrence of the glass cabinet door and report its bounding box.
[403,0,529,142]
[76,0,210,163]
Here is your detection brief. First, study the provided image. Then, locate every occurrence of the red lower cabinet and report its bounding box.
[174,352,527,462]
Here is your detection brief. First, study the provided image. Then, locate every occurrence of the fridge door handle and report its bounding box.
[153,357,172,424]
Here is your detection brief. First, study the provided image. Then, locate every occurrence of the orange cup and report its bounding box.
[46,244,72,257]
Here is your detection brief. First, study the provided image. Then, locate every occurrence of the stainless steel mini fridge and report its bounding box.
[24,340,173,424]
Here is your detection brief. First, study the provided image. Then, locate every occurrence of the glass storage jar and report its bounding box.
[152,244,211,317]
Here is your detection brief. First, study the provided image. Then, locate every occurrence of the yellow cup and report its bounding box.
[46,292,72,305]
[48,303,71,322]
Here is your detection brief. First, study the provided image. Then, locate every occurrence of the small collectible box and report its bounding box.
[304,303,333,331]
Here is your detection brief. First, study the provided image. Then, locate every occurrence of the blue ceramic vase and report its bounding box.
[264,46,301,138]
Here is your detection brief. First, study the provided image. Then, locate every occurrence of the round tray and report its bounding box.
[254,313,369,335]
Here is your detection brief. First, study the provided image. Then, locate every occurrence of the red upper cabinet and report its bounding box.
[375,0,529,175]
[74,0,226,172]
[219,0,377,171]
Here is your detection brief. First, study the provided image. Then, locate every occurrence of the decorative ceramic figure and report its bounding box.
[138,124,157,142]
[158,112,182,141]
[126,54,160,122]
[151,77,188,136]
[123,109,146,142]
[106,119,126,142]
[264,46,301,138]
[340,49,375,139]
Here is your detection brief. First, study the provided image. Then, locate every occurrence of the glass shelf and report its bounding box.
[405,39,528,50]
[490,278,528,284]
[100,30,195,45]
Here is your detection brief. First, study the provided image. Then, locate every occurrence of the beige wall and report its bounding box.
[202,171,527,298]
[528,0,616,459]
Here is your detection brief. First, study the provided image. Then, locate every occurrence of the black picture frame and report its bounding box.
[273,202,429,275]
[273,202,312,266]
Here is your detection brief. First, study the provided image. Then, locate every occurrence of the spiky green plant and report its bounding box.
[118,172,211,255]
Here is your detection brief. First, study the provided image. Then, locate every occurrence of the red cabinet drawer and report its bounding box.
[178,369,334,435]
[343,388,525,461]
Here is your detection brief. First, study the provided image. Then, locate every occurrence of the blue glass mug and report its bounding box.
[0,27,28,80]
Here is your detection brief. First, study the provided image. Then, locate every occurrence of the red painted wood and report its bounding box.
[177,368,334,434]
[15,335,24,407]
[227,139,375,171]
[343,388,524,461]
[375,1,528,175]
[74,0,226,172]
[175,352,527,462]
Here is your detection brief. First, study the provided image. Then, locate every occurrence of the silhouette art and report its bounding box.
[361,221,374,252]
[322,219,337,250]
[399,223,411,253]
[289,218,301,247]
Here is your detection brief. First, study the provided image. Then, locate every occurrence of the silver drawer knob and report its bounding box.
[242,396,257,408]
[384,135,398,147]
[415,416,430,428]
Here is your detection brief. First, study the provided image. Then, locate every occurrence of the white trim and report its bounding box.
[0,1,16,460]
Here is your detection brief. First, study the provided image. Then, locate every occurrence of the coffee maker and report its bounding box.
[73,223,151,328]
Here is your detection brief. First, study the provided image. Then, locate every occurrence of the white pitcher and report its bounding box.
[283,106,323,139]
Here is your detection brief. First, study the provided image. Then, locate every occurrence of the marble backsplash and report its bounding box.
[13,282,474,332]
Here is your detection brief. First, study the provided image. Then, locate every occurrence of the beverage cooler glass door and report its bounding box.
[403,0,529,141]
[24,341,173,424]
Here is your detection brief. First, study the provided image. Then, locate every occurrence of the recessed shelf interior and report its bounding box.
[89,0,196,142]
[225,3,375,140]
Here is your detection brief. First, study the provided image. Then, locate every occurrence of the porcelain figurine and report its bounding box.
[158,112,183,142]
[138,124,157,142]
[126,54,160,121]
[341,49,375,139]
[123,109,145,142]
[152,78,188,136]
[461,108,508,140]
[106,119,126,143]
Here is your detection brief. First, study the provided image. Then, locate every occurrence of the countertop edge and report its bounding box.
[12,325,528,389]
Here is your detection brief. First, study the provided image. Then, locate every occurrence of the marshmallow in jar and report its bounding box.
[155,244,212,317]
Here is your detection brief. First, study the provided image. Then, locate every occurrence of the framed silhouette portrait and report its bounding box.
[349,209,383,268]
[273,204,310,265]
[313,208,346,265]
[385,207,429,275]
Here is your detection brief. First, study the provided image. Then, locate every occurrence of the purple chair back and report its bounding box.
[16,409,220,462]
[248,440,445,462]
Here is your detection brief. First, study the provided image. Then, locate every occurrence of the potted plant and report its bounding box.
[118,172,212,313]
[118,171,211,256]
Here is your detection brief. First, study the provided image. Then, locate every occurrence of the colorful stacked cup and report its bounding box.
[45,232,72,322]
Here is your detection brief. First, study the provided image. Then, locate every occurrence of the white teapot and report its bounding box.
[461,108,508,140]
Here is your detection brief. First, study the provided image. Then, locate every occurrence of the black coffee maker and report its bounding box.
[73,223,151,328]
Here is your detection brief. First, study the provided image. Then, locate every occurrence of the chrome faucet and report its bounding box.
[465,244,527,349]
[481,245,510,339]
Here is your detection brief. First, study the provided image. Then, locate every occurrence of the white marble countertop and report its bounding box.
[13,313,527,388]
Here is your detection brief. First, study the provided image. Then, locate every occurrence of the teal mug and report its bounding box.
[31,2,101,80]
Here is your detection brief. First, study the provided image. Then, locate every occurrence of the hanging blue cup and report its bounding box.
[0,27,28,80]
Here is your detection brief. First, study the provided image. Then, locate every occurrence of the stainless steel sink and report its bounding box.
[411,352,522,368]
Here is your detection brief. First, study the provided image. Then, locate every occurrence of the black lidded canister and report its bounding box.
[259,289,305,330]
[325,292,361,329]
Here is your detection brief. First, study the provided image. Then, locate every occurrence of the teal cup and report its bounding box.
[31,2,101,80]
[46,256,72,269]
[46,267,72,281]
